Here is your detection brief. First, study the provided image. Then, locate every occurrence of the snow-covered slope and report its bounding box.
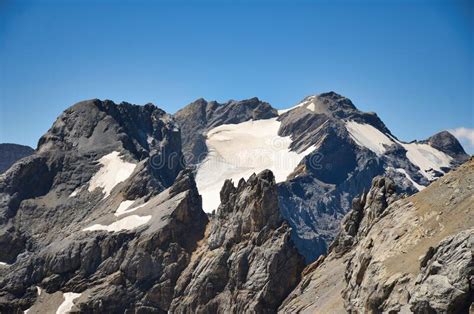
[344,121,453,180]
[196,118,314,211]
[344,121,394,156]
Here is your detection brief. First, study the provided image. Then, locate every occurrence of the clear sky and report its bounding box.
[1,0,473,152]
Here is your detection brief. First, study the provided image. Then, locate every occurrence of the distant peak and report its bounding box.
[318,91,346,99]
[427,130,468,160]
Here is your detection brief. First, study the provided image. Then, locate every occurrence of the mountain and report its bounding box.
[0,143,34,174]
[280,157,473,313]
[0,99,190,311]
[176,92,469,261]
[0,99,303,313]
[0,94,470,313]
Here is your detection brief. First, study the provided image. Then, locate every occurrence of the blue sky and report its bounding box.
[0,0,473,152]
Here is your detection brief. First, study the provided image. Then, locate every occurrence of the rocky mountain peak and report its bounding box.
[170,169,304,313]
[37,99,178,161]
[427,130,469,161]
[208,170,283,251]
[316,91,357,111]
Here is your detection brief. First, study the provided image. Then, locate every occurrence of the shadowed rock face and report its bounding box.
[0,143,34,174]
[170,170,305,314]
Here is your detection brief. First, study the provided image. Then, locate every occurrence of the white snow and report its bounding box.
[0,262,10,267]
[87,151,137,198]
[115,200,135,216]
[147,136,154,145]
[394,168,425,191]
[83,215,151,232]
[195,117,315,211]
[68,186,82,198]
[307,102,316,112]
[345,121,394,156]
[36,286,42,296]
[398,142,452,180]
[114,200,149,217]
[277,96,316,115]
[56,292,81,314]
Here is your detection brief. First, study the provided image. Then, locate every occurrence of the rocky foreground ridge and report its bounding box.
[281,158,474,313]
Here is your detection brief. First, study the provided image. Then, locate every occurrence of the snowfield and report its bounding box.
[196,117,315,211]
[115,200,150,217]
[398,142,452,180]
[345,121,394,156]
[87,151,137,198]
[277,96,316,114]
[83,215,151,232]
[56,292,81,314]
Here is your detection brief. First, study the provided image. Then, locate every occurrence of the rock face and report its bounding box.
[280,158,474,313]
[0,143,34,174]
[174,97,277,164]
[170,170,305,313]
[427,130,470,163]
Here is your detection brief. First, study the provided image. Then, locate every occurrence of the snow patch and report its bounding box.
[345,121,394,156]
[307,102,316,112]
[83,215,151,232]
[56,292,81,314]
[196,117,315,211]
[277,96,316,115]
[0,262,10,267]
[115,200,135,216]
[398,142,452,180]
[69,186,82,198]
[114,200,149,217]
[394,168,425,191]
[88,151,137,198]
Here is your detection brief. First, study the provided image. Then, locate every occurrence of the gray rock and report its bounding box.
[170,170,304,313]
[0,143,34,174]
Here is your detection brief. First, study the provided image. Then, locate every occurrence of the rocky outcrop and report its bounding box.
[174,97,277,164]
[0,143,34,174]
[281,158,474,314]
[170,170,304,313]
[410,229,473,313]
[279,175,401,313]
